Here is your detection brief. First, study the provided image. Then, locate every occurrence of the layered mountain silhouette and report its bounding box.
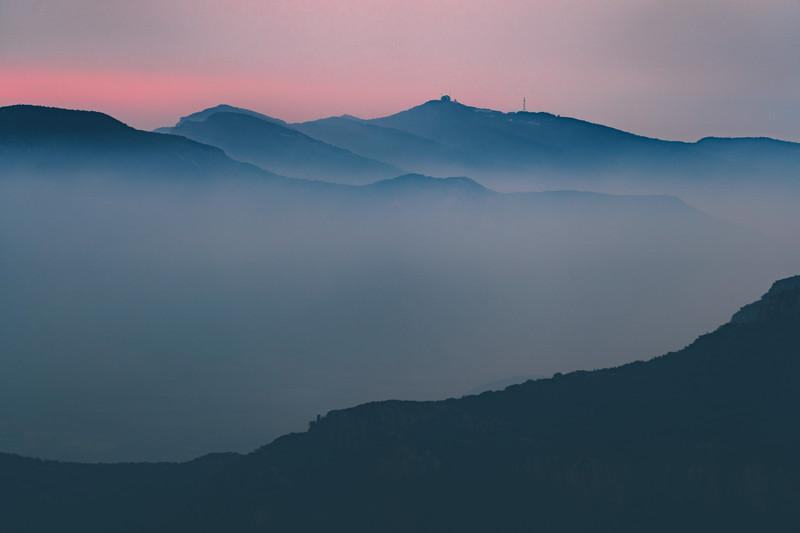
[156,97,800,186]
[0,105,282,181]
[159,107,401,183]
[173,103,287,126]
[2,275,799,532]
[356,173,703,224]
[293,114,462,174]
[365,172,488,196]
[366,97,800,181]
[0,105,708,223]
[370,97,681,173]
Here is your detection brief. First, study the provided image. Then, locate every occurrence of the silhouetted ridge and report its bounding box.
[161,110,401,183]
[731,275,800,324]
[176,104,285,126]
[0,106,721,222]
[361,96,800,183]
[292,114,454,173]
[418,95,475,110]
[0,105,283,180]
[697,136,798,146]
[0,105,132,141]
[192,111,303,136]
[138,97,800,185]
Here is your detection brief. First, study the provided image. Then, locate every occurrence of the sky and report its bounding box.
[1,0,799,140]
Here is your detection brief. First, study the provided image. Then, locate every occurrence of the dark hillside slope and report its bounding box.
[2,276,800,532]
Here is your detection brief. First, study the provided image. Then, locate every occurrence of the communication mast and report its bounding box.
[522,97,527,112]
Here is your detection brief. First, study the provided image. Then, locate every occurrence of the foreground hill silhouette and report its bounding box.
[2,275,799,532]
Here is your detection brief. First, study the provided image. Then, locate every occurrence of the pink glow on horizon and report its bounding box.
[0,67,392,128]
[1,1,798,140]
[2,66,526,130]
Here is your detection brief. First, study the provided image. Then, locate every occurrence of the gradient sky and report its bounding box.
[1,0,799,140]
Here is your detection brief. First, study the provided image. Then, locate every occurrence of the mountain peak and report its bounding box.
[0,105,131,139]
[731,275,800,324]
[176,104,285,127]
[412,95,474,111]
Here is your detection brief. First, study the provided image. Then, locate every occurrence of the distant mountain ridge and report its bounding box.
[0,105,707,221]
[2,274,799,531]
[366,173,487,194]
[159,109,401,183]
[367,97,800,181]
[159,97,800,186]
[176,104,287,126]
[292,114,460,173]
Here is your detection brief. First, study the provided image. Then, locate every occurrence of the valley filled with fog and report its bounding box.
[2,171,799,461]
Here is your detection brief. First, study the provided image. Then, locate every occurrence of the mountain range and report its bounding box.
[5,99,800,189]
[0,104,710,223]
[2,275,799,532]
[158,108,401,183]
[156,96,800,186]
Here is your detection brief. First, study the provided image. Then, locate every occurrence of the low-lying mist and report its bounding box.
[1,175,798,462]
[471,169,800,239]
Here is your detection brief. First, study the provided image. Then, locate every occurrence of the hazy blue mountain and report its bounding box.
[0,104,708,219]
[365,172,488,196]
[150,98,800,191]
[359,173,703,221]
[139,97,800,190]
[160,110,402,183]
[692,136,800,174]
[2,275,799,532]
[366,96,800,184]
[0,105,283,181]
[175,103,287,126]
[292,114,463,173]
[369,97,679,172]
